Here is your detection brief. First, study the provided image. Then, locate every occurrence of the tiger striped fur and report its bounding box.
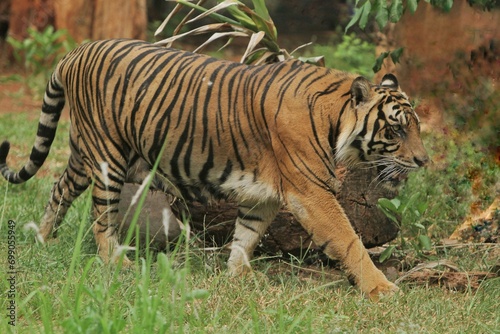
[0,39,428,299]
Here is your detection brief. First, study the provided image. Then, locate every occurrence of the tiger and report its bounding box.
[0,39,428,299]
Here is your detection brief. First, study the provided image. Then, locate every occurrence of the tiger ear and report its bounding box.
[380,73,399,88]
[350,76,372,105]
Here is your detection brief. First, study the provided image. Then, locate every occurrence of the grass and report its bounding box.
[0,109,499,333]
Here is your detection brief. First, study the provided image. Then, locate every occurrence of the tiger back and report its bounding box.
[0,39,428,300]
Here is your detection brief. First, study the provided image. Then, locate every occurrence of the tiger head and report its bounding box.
[336,73,429,183]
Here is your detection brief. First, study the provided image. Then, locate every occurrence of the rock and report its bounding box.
[117,183,181,250]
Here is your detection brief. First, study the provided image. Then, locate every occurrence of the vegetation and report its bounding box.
[154,0,324,66]
[6,26,78,97]
[299,34,376,79]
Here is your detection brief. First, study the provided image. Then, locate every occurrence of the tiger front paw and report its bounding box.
[368,281,400,301]
[227,259,252,277]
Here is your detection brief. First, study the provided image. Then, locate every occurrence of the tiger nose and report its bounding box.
[414,155,429,167]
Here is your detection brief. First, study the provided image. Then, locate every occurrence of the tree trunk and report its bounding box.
[90,0,147,41]
[8,0,147,42]
[8,0,55,40]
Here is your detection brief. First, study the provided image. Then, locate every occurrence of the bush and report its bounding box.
[301,34,376,79]
[7,26,77,97]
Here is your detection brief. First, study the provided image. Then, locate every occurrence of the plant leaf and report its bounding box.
[238,5,278,42]
[378,197,398,213]
[359,1,372,30]
[174,0,241,26]
[225,3,258,31]
[297,56,325,67]
[414,223,426,230]
[417,201,428,216]
[389,0,404,23]
[252,0,272,21]
[154,23,231,47]
[418,235,432,251]
[241,31,265,63]
[375,0,389,29]
[186,0,239,24]
[193,31,249,53]
[250,50,276,65]
[373,51,389,73]
[407,0,419,13]
[391,198,401,210]
[155,2,184,36]
[379,245,396,263]
[442,0,453,12]
[390,47,404,64]
[377,198,400,225]
[345,5,363,32]
[289,42,313,56]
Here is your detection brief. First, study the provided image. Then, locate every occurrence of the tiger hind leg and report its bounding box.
[90,162,131,265]
[227,200,280,275]
[39,153,89,241]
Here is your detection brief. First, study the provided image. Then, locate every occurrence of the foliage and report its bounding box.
[377,113,499,262]
[345,0,496,73]
[377,194,431,261]
[372,47,404,72]
[155,0,282,64]
[6,26,77,97]
[300,34,376,78]
[344,0,496,32]
[154,0,324,66]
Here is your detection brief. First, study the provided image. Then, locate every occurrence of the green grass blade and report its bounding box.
[225,4,258,31]
[251,0,272,21]
[62,182,94,298]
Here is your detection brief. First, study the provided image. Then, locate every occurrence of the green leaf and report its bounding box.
[377,198,400,225]
[378,198,398,213]
[359,1,372,30]
[407,0,419,13]
[373,51,390,73]
[252,0,272,21]
[414,223,426,230]
[442,0,454,12]
[391,198,401,210]
[390,47,404,64]
[389,0,404,23]
[238,5,278,42]
[345,6,363,32]
[379,245,396,263]
[375,0,389,29]
[417,201,429,215]
[297,56,325,67]
[401,192,419,216]
[225,4,257,31]
[418,235,432,251]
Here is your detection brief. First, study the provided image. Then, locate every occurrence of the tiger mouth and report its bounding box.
[375,164,413,186]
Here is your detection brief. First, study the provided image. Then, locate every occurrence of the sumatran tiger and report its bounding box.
[0,39,428,299]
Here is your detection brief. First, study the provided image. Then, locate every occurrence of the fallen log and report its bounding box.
[118,166,400,255]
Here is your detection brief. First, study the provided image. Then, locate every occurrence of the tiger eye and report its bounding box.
[392,124,402,133]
